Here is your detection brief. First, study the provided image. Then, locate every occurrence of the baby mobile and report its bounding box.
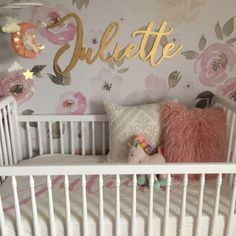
[2,17,45,80]
[0,16,46,104]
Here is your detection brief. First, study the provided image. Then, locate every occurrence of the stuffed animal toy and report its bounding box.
[128,135,167,191]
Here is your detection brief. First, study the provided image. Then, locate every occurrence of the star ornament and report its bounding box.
[23,69,34,80]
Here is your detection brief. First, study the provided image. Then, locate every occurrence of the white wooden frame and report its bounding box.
[0,93,236,236]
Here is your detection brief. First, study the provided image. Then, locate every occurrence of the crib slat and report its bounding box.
[92,121,95,155]
[60,122,64,154]
[229,137,236,186]
[99,174,104,236]
[37,122,43,155]
[163,174,171,236]
[81,122,85,156]
[64,175,72,236]
[148,174,154,236]
[0,112,8,166]
[2,107,13,165]
[47,175,56,236]
[102,122,106,155]
[179,174,188,236]
[226,113,235,164]
[210,173,222,236]
[30,176,40,236]
[0,194,6,236]
[0,140,5,181]
[48,122,54,154]
[26,122,33,158]
[7,105,17,164]
[82,174,88,236]
[12,176,23,236]
[131,174,137,236]
[70,122,75,155]
[195,174,205,236]
[225,174,236,236]
[116,174,120,236]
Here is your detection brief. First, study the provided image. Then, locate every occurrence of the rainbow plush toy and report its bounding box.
[128,135,167,191]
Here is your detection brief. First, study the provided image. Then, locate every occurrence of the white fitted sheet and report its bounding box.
[1,155,236,236]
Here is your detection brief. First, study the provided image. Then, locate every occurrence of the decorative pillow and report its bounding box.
[104,102,161,163]
[160,102,227,178]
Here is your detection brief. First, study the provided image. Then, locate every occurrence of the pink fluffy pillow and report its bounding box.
[160,102,227,178]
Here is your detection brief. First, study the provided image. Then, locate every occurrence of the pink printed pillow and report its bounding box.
[160,102,227,179]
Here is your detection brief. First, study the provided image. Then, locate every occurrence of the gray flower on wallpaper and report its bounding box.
[72,0,90,10]
[91,68,123,103]
[106,51,129,74]
[155,0,205,26]
[181,17,236,88]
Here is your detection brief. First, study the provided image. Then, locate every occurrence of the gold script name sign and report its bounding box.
[47,13,183,75]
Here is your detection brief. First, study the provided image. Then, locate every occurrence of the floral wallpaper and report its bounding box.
[0,0,235,115]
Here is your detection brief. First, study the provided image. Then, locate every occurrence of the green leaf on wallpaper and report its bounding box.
[51,122,65,139]
[107,60,115,70]
[114,48,125,67]
[47,73,71,86]
[117,68,129,73]
[181,50,199,59]
[107,52,115,70]
[215,22,223,40]
[31,65,47,76]
[22,109,34,115]
[72,0,89,10]
[168,71,182,88]
[160,35,168,48]
[20,110,37,129]
[222,17,234,37]
[64,73,71,86]
[34,73,43,78]
[198,34,207,51]
[226,37,236,45]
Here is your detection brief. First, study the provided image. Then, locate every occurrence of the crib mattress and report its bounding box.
[1,155,236,236]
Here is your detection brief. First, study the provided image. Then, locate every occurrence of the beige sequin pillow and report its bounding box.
[104,102,161,163]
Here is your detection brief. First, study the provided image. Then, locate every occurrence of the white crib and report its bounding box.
[0,95,236,236]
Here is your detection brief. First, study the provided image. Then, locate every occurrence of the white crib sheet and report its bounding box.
[1,155,236,236]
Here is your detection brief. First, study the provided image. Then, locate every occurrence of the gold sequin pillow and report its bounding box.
[104,102,161,163]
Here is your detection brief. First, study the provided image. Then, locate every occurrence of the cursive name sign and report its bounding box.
[47,13,183,76]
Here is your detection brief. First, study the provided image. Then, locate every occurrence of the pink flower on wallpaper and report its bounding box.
[91,68,123,103]
[124,74,169,105]
[57,91,87,114]
[194,43,236,87]
[144,73,169,101]
[217,78,236,101]
[124,91,150,106]
[32,5,77,45]
[0,70,34,105]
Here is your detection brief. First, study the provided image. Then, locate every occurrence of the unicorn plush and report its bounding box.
[128,135,167,191]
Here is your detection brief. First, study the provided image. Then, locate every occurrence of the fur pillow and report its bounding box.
[104,102,161,163]
[161,102,227,178]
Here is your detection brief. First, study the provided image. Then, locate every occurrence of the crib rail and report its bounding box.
[0,163,236,236]
[0,96,21,167]
[17,114,108,160]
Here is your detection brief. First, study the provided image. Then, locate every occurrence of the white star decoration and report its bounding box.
[23,69,34,80]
